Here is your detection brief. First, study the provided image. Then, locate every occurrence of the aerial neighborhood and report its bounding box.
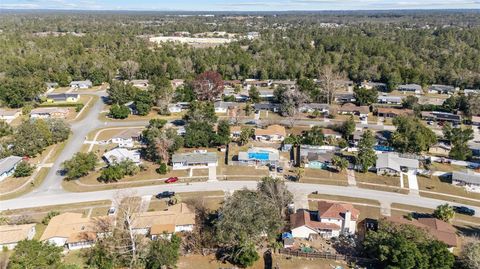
[0,9,479,269]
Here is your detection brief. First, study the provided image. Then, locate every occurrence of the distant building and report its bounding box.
[0,156,23,181]
[361,81,387,91]
[132,203,196,239]
[103,148,141,165]
[254,124,286,142]
[214,101,238,113]
[375,152,419,176]
[451,171,480,193]
[397,84,422,94]
[254,102,279,112]
[246,31,260,40]
[299,103,330,114]
[45,82,59,91]
[428,84,458,95]
[428,143,451,156]
[168,104,183,113]
[171,79,185,89]
[334,92,356,104]
[46,93,79,103]
[238,147,279,166]
[129,79,149,88]
[271,80,296,89]
[290,201,359,239]
[337,103,369,117]
[471,116,480,126]
[0,109,21,123]
[109,129,142,148]
[30,107,69,119]
[299,145,338,169]
[421,111,462,125]
[69,80,92,89]
[0,224,36,250]
[171,152,218,170]
[244,79,271,89]
[230,125,242,139]
[376,107,413,118]
[376,95,403,105]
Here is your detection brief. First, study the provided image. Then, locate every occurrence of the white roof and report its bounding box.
[376,152,419,172]
[103,148,140,164]
[0,156,22,175]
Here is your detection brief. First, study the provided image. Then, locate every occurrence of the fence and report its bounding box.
[278,248,374,264]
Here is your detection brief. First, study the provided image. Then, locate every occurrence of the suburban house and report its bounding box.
[375,152,419,176]
[214,101,238,113]
[254,102,280,112]
[224,80,242,88]
[322,129,342,139]
[429,143,451,156]
[299,103,330,114]
[0,109,21,123]
[103,148,141,165]
[238,147,279,166]
[376,107,413,118]
[45,82,59,91]
[0,156,23,181]
[469,142,480,157]
[46,93,80,103]
[334,80,355,92]
[290,201,359,239]
[40,213,102,250]
[223,88,249,102]
[171,79,185,89]
[109,129,142,148]
[334,92,356,104]
[230,125,242,139]
[69,80,92,89]
[129,79,149,88]
[30,107,69,119]
[385,216,458,251]
[451,171,480,193]
[244,79,271,89]
[376,95,403,105]
[258,89,275,100]
[421,111,462,125]
[132,203,196,239]
[168,103,186,113]
[428,84,458,95]
[254,124,286,142]
[271,80,296,89]
[471,116,480,126]
[299,145,338,168]
[0,224,36,250]
[397,84,422,94]
[361,81,387,91]
[171,152,218,170]
[337,103,369,117]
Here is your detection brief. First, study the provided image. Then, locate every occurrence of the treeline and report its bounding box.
[1,14,479,108]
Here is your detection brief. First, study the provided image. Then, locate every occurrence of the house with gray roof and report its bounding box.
[452,171,480,193]
[172,152,218,170]
[299,103,330,114]
[397,84,422,94]
[69,80,92,89]
[376,152,419,176]
[428,84,458,95]
[254,103,280,112]
[103,148,141,165]
[0,156,23,181]
[377,95,403,105]
[46,93,80,103]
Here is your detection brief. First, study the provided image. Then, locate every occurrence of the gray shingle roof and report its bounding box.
[0,156,22,176]
[376,152,419,172]
[172,152,217,164]
[452,171,480,185]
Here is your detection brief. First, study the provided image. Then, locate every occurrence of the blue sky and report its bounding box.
[1,0,479,11]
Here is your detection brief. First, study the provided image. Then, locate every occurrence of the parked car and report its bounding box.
[269,164,276,171]
[156,191,175,199]
[453,206,475,216]
[165,177,179,183]
[107,207,116,216]
[277,166,284,173]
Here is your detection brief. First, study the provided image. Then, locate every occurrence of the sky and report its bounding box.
[0,0,479,11]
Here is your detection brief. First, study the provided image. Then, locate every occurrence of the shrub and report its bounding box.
[13,161,35,177]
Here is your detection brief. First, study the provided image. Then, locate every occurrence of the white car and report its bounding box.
[107,207,116,216]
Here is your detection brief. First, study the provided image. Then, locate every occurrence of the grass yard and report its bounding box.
[63,250,88,267]
[418,176,480,201]
[301,168,349,186]
[309,200,382,222]
[309,193,381,206]
[429,162,465,173]
[419,192,480,208]
[148,191,225,212]
[355,171,401,187]
[0,168,49,200]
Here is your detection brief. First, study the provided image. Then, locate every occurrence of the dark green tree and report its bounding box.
[62,152,98,180]
[145,235,181,269]
[356,130,377,173]
[109,104,130,119]
[8,240,64,269]
[354,86,378,106]
[13,161,35,177]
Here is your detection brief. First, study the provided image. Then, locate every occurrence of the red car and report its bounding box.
[165,177,179,183]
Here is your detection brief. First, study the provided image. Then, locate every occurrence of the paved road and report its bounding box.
[2,181,479,218]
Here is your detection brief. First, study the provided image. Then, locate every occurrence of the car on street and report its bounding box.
[156,191,175,199]
[165,177,179,183]
[107,207,116,216]
[453,206,475,216]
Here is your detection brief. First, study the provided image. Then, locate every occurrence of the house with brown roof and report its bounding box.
[40,212,105,250]
[376,107,413,118]
[254,124,286,142]
[385,216,458,251]
[322,128,342,139]
[337,103,369,117]
[290,201,359,239]
[0,224,36,250]
[132,203,196,239]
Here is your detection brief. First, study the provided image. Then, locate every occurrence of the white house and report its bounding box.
[377,95,403,105]
[40,213,101,250]
[103,148,141,165]
[168,104,183,113]
[214,101,238,113]
[171,152,218,170]
[109,129,142,148]
[254,125,286,142]
[397,84,422,94]
[0,156,23,182]
[290,201,359,239]
[0,109,21,123]
[0,224,36,250]
[129,79,149,88]
[131,203,195,240]
[238,147,280,166]
[428,84,458,95]
[70,80,92,89]
[376,152,419,176]
[30,107,69,119]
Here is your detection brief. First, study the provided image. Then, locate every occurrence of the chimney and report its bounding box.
[343,210,352,234]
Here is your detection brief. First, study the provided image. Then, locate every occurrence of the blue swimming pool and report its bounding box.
[248,152,270,160]
[374,145,394,152]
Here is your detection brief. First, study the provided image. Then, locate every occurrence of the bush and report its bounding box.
[109,104,130,119]
[13,161,35,177]
[42,211,60,225]
[156,163,168,174]
[75,103,84,112]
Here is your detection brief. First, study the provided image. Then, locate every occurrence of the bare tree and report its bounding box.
[120,60,140,80]
[318,65,346,104]
[155,132,174,163]
[192,71,224,101]
[257,177,293,218]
